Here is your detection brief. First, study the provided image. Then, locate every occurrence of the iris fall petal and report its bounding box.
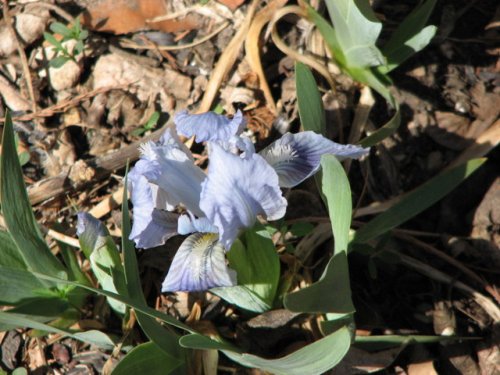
[161,233,236,292]
[259,131,369,188]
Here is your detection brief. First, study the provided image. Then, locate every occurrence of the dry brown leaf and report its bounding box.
[244,0,289,114]
[93,52,191,106]
[81,0,198,35]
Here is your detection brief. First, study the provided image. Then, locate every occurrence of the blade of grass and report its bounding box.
[121,169,187,360]
[0,310,114,349]
[353,158,486,244]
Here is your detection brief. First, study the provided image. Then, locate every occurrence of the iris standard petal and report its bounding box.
[177,214,218,235]
[127,165,178,248]
[174,110,246,143]
[139,142,206,217]
[161,233,236,292]
[158,126,195,161]
[259,131,370,188]
[216,134,256,156]
[200,143,287,249]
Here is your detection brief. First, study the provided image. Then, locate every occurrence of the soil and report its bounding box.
[0,0,498,374]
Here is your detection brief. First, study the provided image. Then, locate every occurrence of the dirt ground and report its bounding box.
[0,0,499,374]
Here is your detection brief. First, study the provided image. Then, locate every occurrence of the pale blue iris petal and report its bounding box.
[161,233,236,292]
[132,209,179,249]
[158,126,195,161]
[177,214,218,235]
[259,131,370,188]
[200,143,287,249]
[127,164,178,248]
[140,143,206,217]
[174,110,246,143]
[76,212,106,238]
[216,134,256,156]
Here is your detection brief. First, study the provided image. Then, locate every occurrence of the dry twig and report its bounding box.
[198,0,260,113]
[2,0,37,113]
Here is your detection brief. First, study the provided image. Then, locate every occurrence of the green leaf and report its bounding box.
[31,271,194,332]
[285,155,355,313]
[49,56,70,69]
[285,252,354,313]
[322,155,352,255]
[0,266,45,304]
[382,26,437,73]
[112,342,184,375]
[0,230,27,269]
[324,0,384,68]
[358,101,401,147]
[0,310,114,349]
[49,22,72,37]
[79,29,89,40]
[211,285,271,313]
[121,171,186,362]
[223,326,351,374]
[43,32,64,50]
[179,334,240,352]
[57,241,89,286]
[18,151,30,166]
[74,40,84,56]
[295,62,325,135]
[353,159,486,244]
[0,297,69,331]
[144,111,160,130]
[12,368,27,375]
[354,334,475,351]
[0,112,66,280]
[77,214,127,314]
[215,224,280,311]
[306,6,346,67]
[382,0,437,58]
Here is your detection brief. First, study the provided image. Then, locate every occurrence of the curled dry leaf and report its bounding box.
[81,0,198,35]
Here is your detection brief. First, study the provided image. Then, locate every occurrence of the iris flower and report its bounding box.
[127,111,369,292]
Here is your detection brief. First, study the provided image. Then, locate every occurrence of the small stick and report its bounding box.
[119,21,230,51]
[2,0,37,113]
[88,188,125,219]
[28,1,75,23]
[396,251,500,323]
[198,0,260,113]
[395,232,500,303]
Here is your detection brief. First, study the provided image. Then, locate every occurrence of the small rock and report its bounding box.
[0,6,50,58]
